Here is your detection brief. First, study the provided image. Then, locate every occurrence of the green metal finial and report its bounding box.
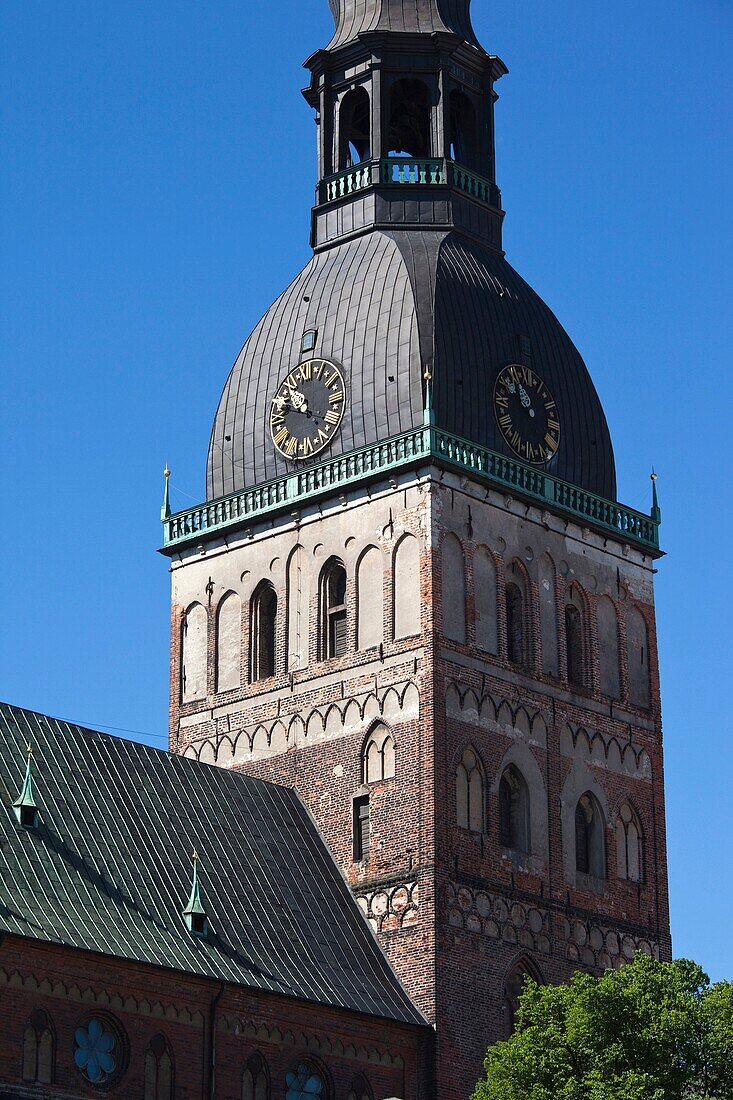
[422,371,435,428]
[13,743,40,828]
[161,465,171,522]
[183,849,208,935]
[650,468,661,523]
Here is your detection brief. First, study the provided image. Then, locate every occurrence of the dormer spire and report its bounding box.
[182,849,208,937]
[13,743,40,829]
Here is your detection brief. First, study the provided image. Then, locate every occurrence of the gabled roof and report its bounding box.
[0,702,425,1027]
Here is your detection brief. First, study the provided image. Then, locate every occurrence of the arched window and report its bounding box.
[22,1010,54,1084]
[346,1073,373,1100]
[363,723,396,783]
[181,603,208,702]
[320,559,348,659]
[575,793,606,878]
[616,803,643,883]
[506,582,526,667]
[243,1053,269,1100]
[565,602,585,689]
[388,78,431,157]
[456,747,484,833]
[499,766,531,853]
[286,1061,325,1100]
[449,89,478,169]
[338,87,370,168]
[250,582,277,681]
[144,1034,173,1100]
[503,959,543,1038]
[216,591,241,692]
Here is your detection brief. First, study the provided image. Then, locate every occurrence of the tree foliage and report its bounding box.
[472,953,733,1100]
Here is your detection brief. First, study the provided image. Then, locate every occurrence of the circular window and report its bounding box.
[286,1061,325,1100]
[74,1017,125,1087]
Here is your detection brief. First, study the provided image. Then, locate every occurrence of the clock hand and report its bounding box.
[519,383,531,409]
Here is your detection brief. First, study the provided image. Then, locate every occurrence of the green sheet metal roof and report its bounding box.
[0,702,425,1027]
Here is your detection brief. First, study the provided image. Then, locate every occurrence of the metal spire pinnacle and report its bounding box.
[183,849,208,935]
[161,465,171,521]
[423,371,435,428]
[13,743,40,828]
[650,468,661,523]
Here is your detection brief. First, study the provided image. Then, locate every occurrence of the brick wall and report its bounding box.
[0,937,427,1099]
[165,467,670,1100]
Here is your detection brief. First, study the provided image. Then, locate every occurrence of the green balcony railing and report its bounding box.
[318,158,501,208]
[161,426,660,554]
[319,162,372,204]
[380,157,445,185]
[447,162,501,208]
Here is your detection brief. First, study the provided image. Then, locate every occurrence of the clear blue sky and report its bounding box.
[1,0,731,979]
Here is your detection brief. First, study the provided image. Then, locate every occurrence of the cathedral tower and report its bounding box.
[162,2,670,1095]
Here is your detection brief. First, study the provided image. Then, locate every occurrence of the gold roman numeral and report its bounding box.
[273,426,289,447]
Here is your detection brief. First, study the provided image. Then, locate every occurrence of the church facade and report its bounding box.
[163,1,671,1097]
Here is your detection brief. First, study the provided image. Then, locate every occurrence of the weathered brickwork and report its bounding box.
[0,937,427,1099]
[168,467,670,1100]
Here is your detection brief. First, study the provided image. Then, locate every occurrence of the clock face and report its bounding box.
[493,364,561,464]
[269,359,347,461]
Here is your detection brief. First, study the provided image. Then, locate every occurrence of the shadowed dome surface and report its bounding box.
[327,0,483,50]
[207,230,617,502]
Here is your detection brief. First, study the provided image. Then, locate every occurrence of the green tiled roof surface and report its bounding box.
[0,703,424,1026]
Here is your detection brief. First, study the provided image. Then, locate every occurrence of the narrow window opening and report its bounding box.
[506,582,526,667]
[251,583,277,681]
[565,602,584,688]
[353,795,370,861]
[338,87,370,168]
[321,561,348,659]
[575,793,605,878]
[499,766,531,853]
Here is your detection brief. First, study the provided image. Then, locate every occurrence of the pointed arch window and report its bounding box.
[242,1053,270,1100]
[250,582,277,681]
[456,747,485,833]
[575,793,606,878]
[320,559,348,659]
[506,582,526,667]
[22,1010,54,1084]
[503,960,543,1038]
[144,1034,173,1100]
[499,766,531,854]
[616,803,643,883]
[363,723,396,783]
[346,1073,373,1100]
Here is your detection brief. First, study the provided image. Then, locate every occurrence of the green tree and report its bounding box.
[472,953,733,1100]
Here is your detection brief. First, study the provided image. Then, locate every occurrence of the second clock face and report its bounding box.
[269,359,346,461]
[493,364,561,464]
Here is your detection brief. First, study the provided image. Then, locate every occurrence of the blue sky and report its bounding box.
[1,0,732,980]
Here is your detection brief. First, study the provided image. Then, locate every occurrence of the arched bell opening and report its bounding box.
[388,78,431,158]
[449,89,478,171]
[338,87,371,169]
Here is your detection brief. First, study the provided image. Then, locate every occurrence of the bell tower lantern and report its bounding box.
[304,0,507,253]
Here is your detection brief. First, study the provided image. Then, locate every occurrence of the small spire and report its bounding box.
[161,465,171,521]
[182,849,208,936]
[650,468,661,523]
[423,370,435,428]
[13,743,40,829]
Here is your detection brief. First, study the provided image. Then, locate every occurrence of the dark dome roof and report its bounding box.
[207,230,616,502]
[327,0,483,51]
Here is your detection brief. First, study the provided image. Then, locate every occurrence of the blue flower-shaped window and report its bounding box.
[74,1018,117,1084]
[286,1061,324,1100]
